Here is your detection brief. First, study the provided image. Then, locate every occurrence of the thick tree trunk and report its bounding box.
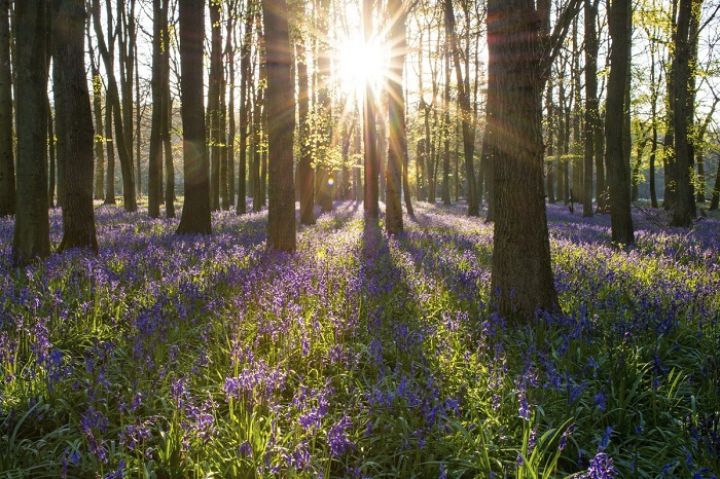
[92,0,136,211]
[0,0,13,217]
[12,0,50,264]
[262,0,296,251]
[605,0,634,245]
[670,0,697,227]
[363,0,379,219]
[176,0,211,235]
[488,0,559,318]
[53,0,98,252]
[385,0,405,234]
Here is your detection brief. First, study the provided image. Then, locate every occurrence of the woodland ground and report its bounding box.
[0,200,719,478]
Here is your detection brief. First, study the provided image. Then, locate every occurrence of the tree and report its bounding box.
[53,0,98,252]
[236,0,255,215]
[297,30,315,225]
[444,0,479,217]
[148,0,165,219]
[363,0,379,219]
[670,0,699,227]
[583,0,600,217]
[176,0,211,235]
[208,0,222,212]
[263,0,296,252]
[605,0,634,245]
[0,0,13,217]
[385,0,406,234]
[488,0,581,318]
[92,0,137,211]
[12,0,50,264]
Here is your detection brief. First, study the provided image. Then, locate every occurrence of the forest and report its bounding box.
[1,0,720,477]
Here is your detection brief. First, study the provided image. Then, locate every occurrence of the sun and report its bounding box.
[335,35,389,95]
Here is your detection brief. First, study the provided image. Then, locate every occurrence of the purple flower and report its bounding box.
[581,452,618,479]
[327,416,354,457]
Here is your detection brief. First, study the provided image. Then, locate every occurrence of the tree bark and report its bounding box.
[670,0,698,227]
[605,0,634,245]
[53,0,98,252]
[583,0,599,217]
[12,0,50,264]
[208,0,222,212]
[176,0,211,235]
[444,0,479,217]
[297,35,315,224]
[488,0,560,318]
[236,0,254,214]
[385,0,406,234]
[92,0,136,211]
[148,0,164,218]
[262,0,296,251]
[363,0,379,219]
[0,0,13,217]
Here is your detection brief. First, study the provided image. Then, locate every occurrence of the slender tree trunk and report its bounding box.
[48,102,57,209]
[710,160,720,210]
[53,0,98,252]
[92,0,136,211]
[12,0,50,264]
[0,0,13,216]
[488,0,560,318]
[226,1,237,209]
[441,40,451,206]
[236,1,254,214]
[606,0,634,244]
[148,0,163,218]
[297,36,315,224]
[385,0,406,234]
[176,0,211,235]
[445,0,478,216]
[208,0,222,212]
[90,50,105,202]
[262,0,296,251]
[583,0,599,216]
[363,0,379,219]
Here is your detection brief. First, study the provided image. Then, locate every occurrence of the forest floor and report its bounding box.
[0,200,719,478]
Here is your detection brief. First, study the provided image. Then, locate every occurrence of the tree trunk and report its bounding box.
[148,0,163,218]
[160,0,174,217]
[12,0,50,264]
[53,0,98,252]
[583,0,599,217]
[297,36,315,224]
[90,49,105,202]
[48,101,57,209]
[92,0,136,211]
[488,0,559,318]
[208,0,222,212]
[262,0,296,251]
[385,0,405,234]
[363,0,379,219]
[0,0,13,217]
[444,0,478,217]
[441,40,451,206]
[226,1,236,209]
[606,0,634,245]
[236,1,254,214]
[669,0,695,227]
[176,0,211,235]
